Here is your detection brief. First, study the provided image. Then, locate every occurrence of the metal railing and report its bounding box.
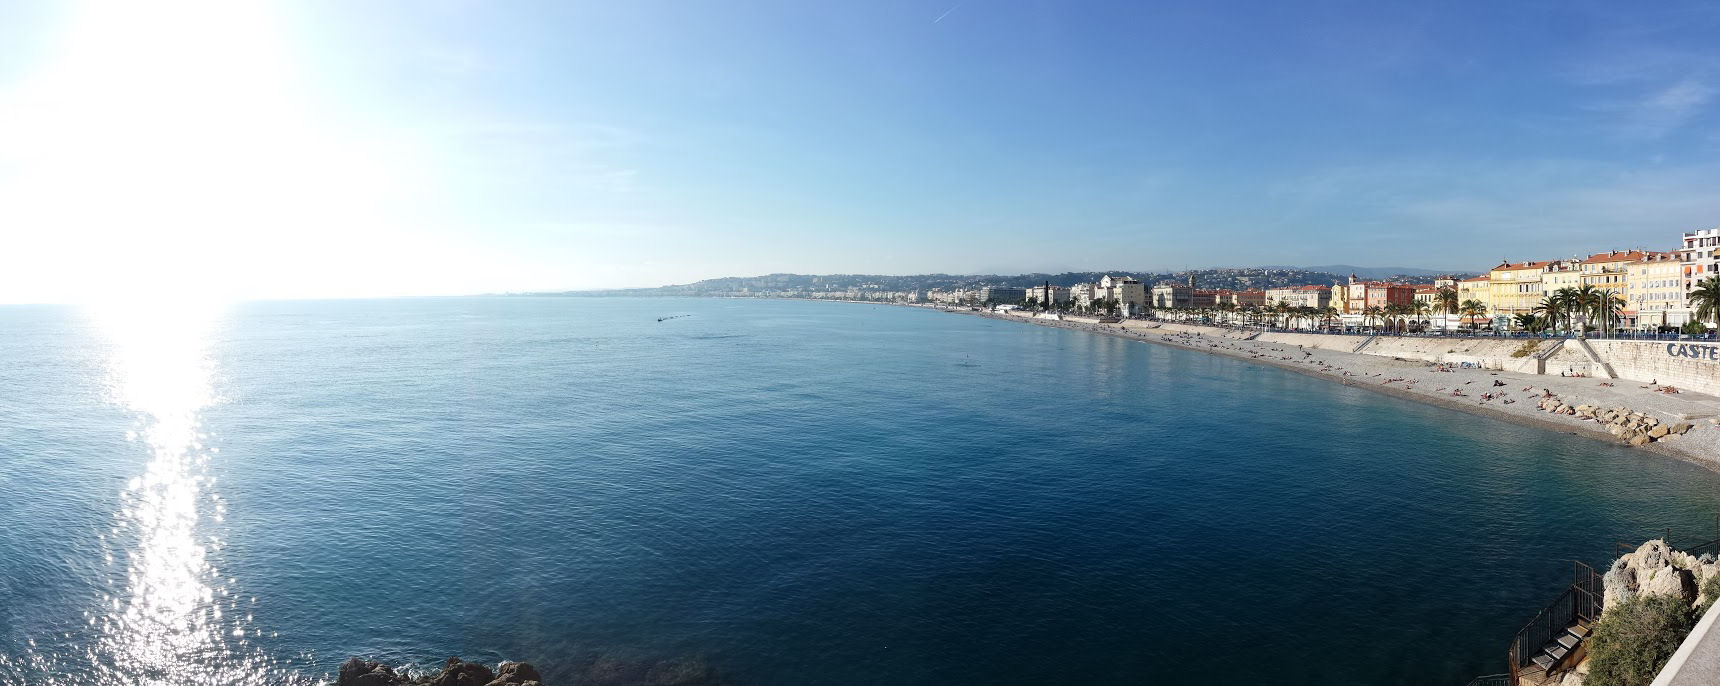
[1506,562,1602,685]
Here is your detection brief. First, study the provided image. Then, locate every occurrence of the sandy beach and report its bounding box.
[962,310,1720,469]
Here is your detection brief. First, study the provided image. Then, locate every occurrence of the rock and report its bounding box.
[424,658,495,686]
[1649,425,1670,439]
[486,661,543,686]
[1609,425,1626,437]
[1577,405,1595,417]
[1629,433,1651,446]
[1644,416,1661,427]
[1673,422,1694,435]
[1638,540,1669,569]
[340,659,406,686]
[1641,566,1697,603]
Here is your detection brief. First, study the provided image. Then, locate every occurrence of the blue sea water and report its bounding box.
[3,296,1719,685]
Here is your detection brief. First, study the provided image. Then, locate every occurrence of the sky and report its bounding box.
[1,0,1718,303]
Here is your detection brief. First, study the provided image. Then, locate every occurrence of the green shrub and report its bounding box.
[1511,340,1540,358]
[1699,573,1720,616]
[1586,594,1696,686]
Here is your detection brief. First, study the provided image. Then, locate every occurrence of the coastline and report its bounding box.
[944,307,1720,471]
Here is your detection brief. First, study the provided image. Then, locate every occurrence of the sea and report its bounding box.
[2,296,1718,685]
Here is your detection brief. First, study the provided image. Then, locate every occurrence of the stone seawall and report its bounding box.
[1589,340,1720,396]
[1160,323,1720,395]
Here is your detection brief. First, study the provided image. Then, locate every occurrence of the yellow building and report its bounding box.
[1457,275,1492,322]
[1577,250,1641,291]
[1540,259,1582,298]
[1488,260,1553,323]
[1627,251,1685,330]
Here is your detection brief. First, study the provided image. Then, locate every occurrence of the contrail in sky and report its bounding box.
[933,3,960,23]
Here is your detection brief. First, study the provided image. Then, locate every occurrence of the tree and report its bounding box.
[1692,276,1720,326]
[1434,286,1459,315]
[1513,312,1539,332]
[1573,284,1601,335]
[1593,288,1625,337]
[1459,299,1488,331]
[1534,296,1563,335]
[1555,287,1580,333]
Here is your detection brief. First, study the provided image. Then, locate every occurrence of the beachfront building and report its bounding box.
[1212,289,1265,308]
[979,286,1026,304]
[1191,290,1219,308]
[1082,275,1147,315]
[1112,277,1147,313]
[1627,251,1687,330]
[1151,283,1190,309]
[1457,275,1492,321]
[1264,285,1330,309]
[1331,275,1414,314]
[1578,250,1642,291]
[1487,260,1552,324]
[1024,284,1070,306]
[1541,259,1583,298]
[1068,283,1094,308]
[1364,283,1415,310]
[1682,229,1720,321]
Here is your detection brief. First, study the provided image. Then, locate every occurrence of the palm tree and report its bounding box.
[1513,312,1539,332]
[1553,287,1580,333]
[1534,296,1563,335]
[1692,276,1720,328]
[1572,284,1600,336]
[1411,300,1431,332]
[1459,299,1487,331]
[1361,305,1383,332]
[1435,286,1459,316]
[1592,288,1625,337]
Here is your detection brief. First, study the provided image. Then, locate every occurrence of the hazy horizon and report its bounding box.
[2,1,1717,304]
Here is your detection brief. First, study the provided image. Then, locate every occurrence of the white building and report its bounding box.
[1683,228,1720,313]
[1024,284,1070,305]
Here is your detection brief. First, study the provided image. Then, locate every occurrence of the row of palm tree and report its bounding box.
[1032,275,1720,335]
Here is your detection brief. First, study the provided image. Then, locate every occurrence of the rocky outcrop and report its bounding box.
[1536,397,1695,447]
[338,658,541,686]
[1602,539,1720,614]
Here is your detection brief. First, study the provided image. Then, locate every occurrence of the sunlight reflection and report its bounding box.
[77,301,285,685]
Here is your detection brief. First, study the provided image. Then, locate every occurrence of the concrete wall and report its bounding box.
[1253,332,1358,351]
[1542,345,1598,378]
[1587,340,1720,396]
[1361,337,1544,373]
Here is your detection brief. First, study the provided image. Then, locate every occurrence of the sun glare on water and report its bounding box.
[0,1,350,681]
[80,300,291,686]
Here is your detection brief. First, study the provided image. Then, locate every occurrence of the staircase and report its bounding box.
[1528,339,1566,375]
[1573,338,1618,379]
[1352,334,1377,353]
[1506,562,1603,685]
[1529,622,1590,673]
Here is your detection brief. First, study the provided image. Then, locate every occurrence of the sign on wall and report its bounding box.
[1666,343,1720,361]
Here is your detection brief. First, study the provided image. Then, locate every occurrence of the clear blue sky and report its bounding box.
[1,0,1717,301]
